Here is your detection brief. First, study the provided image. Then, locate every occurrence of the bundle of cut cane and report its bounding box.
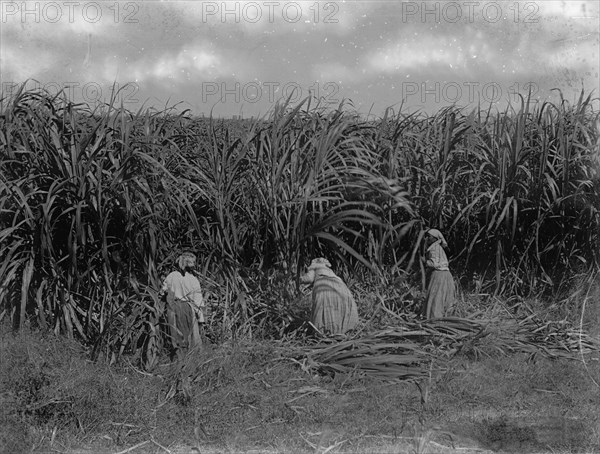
[289,315,599,381]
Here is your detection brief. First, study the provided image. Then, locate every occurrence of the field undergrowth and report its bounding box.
[2,283,599,454]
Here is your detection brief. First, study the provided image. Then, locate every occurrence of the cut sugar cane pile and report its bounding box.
[290,313,600,382]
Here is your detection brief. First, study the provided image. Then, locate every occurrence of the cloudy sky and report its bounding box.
[1,1,598,118]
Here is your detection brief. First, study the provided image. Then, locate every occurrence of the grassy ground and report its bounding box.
[2,275,600,454]
[1,315,599,454]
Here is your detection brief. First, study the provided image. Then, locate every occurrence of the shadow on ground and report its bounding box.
[447,415,588,453]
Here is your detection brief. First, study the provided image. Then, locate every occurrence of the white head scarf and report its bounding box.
[307,258,337,276]
[301,257,337,284]
[177,252,197,271]
[426,228,448,248]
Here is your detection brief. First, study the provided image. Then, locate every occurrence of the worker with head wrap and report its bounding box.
[161,251,204,358]
[300,258,359,335]
[422,229,456,319]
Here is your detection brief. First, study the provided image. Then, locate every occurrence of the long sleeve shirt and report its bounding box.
[426,241,450,271]
[162,271,205,321]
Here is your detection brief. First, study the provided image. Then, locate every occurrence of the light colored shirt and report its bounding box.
[162,271,205,321]
[426,241,450,271]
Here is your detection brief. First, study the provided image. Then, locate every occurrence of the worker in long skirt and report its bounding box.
[161,251,205,359]
[300,258,359,335]
[422,229,456,319]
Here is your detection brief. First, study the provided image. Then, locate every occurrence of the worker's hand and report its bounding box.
[199,305,209,321]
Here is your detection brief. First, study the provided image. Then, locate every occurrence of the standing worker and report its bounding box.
[161,251,205,358]
[423,229,455,319]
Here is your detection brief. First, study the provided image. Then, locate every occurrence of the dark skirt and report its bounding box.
[165,299,201,356]
[424,270,456,319]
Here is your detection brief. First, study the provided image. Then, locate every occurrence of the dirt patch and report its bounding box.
[448,415,589,453]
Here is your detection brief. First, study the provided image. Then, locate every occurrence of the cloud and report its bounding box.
[536,0,597,18]
[143,46,223,83]
[366,34,470,75]
[1,42,56,81]
[160,0,378,36]
[312,62,355,83]
[1,1,118,35]
[1,0,596,118]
